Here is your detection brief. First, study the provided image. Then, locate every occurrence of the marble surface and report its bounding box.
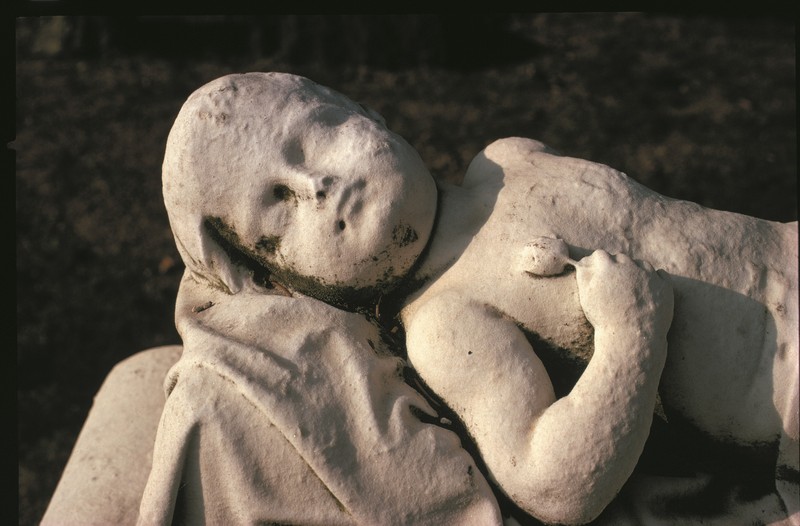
[43,72,799,525]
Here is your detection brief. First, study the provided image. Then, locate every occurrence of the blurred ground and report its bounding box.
[15,14,796,525]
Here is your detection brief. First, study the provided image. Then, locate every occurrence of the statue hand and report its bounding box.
[575,250,674,339]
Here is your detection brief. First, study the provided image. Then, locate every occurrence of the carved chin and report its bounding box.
[270,239,424,311]
[267,261,397,312]
[285,223,426,288]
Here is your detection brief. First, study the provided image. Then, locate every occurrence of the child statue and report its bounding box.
[158,72,797,524]
[43,71,794,526]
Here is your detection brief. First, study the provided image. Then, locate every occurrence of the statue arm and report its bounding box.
[405,251,673,525]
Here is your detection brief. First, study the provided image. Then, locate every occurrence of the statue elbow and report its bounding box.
[524,492,609,525]
[505,472,615,525]
[530,496,607,525]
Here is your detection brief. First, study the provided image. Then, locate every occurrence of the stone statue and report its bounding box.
[43,72,798,525]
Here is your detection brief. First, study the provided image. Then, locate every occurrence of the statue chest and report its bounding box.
[408,236,595,369]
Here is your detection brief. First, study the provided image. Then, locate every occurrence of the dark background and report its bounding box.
[16,13,797,525]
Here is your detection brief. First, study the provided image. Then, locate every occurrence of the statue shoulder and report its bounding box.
[463,137,559,188]
[484,137,560,158]
[403,289,522,363]
[465,137,635,201]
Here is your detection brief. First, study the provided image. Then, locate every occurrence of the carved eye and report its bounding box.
[273,184,295,201]
[316,190,327,199]
[338,220,346,231]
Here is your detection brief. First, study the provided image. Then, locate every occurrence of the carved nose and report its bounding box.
[311,175,336,201]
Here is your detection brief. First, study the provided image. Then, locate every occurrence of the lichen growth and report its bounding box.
[202,215,403,313]
[273,184,296,203]
[256,235,281,255]
[203,216,272,288]
[392,224,418,247]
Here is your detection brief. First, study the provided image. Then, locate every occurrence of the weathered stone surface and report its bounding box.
[135,274,501,525]
[401,135,797,523]
[41,346,181,526]
[162,72,437,309]
[44,72,799,525]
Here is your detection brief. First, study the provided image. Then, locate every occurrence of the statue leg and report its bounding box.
[41,345,181,526]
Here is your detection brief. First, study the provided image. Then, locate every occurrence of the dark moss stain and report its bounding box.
[392,224,418,247]
[409,405,438,425]
[203,216,272,289]
[273,184,296,203]
[373,271,429,329]
[267,262,384,313]
[204,216,243,252]
[256,235,281,255]
[202,215,396,313]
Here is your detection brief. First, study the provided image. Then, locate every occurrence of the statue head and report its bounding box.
[163,72,438,308]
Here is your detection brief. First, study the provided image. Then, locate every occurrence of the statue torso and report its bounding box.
[402,138,798,446]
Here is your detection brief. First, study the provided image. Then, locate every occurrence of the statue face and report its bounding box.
[243,98,437,293]
[164,73,438,301]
